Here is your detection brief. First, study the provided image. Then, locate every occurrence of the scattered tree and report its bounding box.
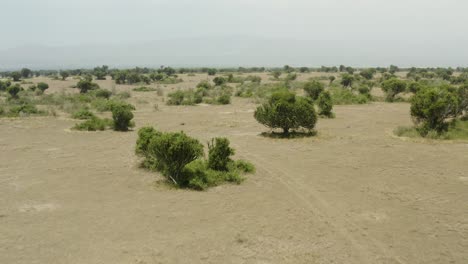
[254,90,317,135]
[317,91,334,118]
[410,86,458,136]
[340,73,354,87]
[21,68,32,78]
[381,78,407,102]
[36,82,49,93]
[60,71,70,80]
[7,84,22,99]
[303,80,324,101]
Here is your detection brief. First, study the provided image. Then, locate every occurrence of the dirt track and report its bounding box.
[1,76,468,263]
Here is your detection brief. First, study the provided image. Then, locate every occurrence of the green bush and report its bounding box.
[340,74,354,87]
[216,93,231,105]
[167,90,191,105]
[381,78,407,102]
[94,89,112,99]
[410,86,459,136]
[111,104,135,131]
[136,128,255,190]
[72,109,96,120]
[9,104,40,116]
[330,87,369,105]
[407,81,424,94]
[207,68,217,76]
[7,84,22,99]
[208,138,235,171]
[213,76,227,86]
[73,117,112,131]
[36,82,49,93]
[254,90,317,135]
[76,76,99,93]
[303,81,324,101]
[133,86,156,92]
[147,131,204,185]
[231,160,255,173]
[317,91,334,118]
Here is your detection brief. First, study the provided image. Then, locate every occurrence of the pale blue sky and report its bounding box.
[1,0,468,68]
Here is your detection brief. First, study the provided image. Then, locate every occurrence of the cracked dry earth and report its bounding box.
[1,83,467,263]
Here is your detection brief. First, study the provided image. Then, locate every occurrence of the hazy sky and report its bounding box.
[1,0,468,68]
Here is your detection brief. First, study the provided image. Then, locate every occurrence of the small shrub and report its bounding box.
[330,87,369,105]
[232,159,255,173]
[207,138,235,171]
[76,76,99,93]
[303,81,325,101]
[7,84,22,99]
[133,86,156,92]
[317,91,334,118]
[94,89,112,99]
[147,131,204,185]
[72,109,96,120]
[340,74,354,87]
[111,104,135,131]
[73,117,112,131]
[213,77,227,86]
[8,103,40,116]
[36,82,49,93]
[381,78,407,102]
[216,93,231,105]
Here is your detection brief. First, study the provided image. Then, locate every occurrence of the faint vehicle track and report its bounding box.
[237,148,405,264]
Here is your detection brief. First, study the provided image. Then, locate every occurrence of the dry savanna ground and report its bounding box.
[1,73,467,264]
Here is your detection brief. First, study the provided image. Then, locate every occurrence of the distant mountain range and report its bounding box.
[1,36,466,70]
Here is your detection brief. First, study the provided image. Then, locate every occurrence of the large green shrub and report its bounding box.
[136,128,255,190]
[381,78,407,102]
[254,90,317,135]
[147,131,204,185]
[7,84,22,99]
[207,137,235,171]
[213,76,226,86]
[76,76,99,93]
[303,80,324,101]
[410,87,459,136]
[111,103,135,131]
[36,82,49,93]
[317,91,334,118]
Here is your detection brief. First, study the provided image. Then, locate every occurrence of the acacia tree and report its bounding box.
[381,78,406,102]
[10,72,21,82]
[60,71,70,80]
[21,68,31,78]
[303,80,324,101]
[76,75,98,93]
[340,73,354,87]
[254,90,317,135]
[410,86,459,136]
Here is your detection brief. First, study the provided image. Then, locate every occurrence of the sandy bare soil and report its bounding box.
[1,75,468,264]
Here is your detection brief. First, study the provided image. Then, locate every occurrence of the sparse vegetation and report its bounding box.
[136,128,254,190]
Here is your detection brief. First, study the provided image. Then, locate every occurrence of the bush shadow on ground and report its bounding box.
[259,130,317,139]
